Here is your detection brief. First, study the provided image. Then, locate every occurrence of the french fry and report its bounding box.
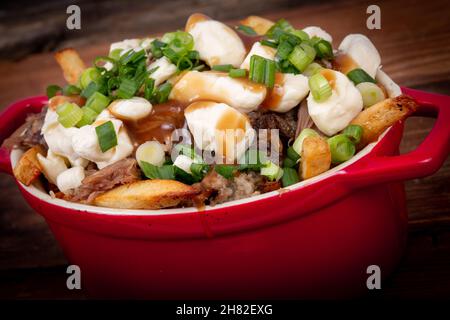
[239,16,275,35]
[13,146,45,186]
[300,136,331,180]
[94,179,200,209]
[350,95,418,148]
[54,48,86,85]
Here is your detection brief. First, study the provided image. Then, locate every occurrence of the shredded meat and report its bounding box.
[248,108,298,140]
[69,158,141,203]
[196,170,279,206]
[2,107,47,150]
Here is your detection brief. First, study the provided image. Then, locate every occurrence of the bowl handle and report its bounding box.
[346,87,450,187]
[0,96,47,175]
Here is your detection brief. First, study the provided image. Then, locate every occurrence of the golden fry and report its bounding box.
[300,136,331,180]
[239,16,275,35]
[13,146,45,186]
[54,48,86,85]
[350,95,418,148]
[94,179,200,209]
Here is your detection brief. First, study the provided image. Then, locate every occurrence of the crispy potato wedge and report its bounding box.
[48,95,86,110]
[13,146,45,186]
[350,94,418,148]
[300,136,331,180]
[54,48,86,85]
[239,16,275,35]
[94,179,200,209]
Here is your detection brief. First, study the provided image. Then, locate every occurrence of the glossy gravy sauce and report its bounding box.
[332,54,358,75]
[124,100,188,145]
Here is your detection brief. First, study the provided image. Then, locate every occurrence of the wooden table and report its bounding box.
[0,0,449,299]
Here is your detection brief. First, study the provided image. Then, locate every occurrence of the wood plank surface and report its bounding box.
[0,0,449,299]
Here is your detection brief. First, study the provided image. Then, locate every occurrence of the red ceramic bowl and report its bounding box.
[0,88,449,299]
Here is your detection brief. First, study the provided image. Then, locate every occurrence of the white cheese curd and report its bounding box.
[264,73,309,113]
[186,13,246,67]
[109,97,153,121]
[170,71,267,113]
[56,166,85,194]
[307,70,363,136]
[240,42,276,70]
[173,154,194,174]
[135,141,166,167]
[302,26,333,43]
[147,57,178,86]
[375,67,401,98]
[37,150,68,185]
[184,101,255,163]
[71,119,133,169]
[41,109,85,166]
[338,34,381,78]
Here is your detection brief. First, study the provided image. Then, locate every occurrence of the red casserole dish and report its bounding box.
[0,87,449,299]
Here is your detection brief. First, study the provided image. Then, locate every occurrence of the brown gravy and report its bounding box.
[124,100,188,145]
[332,54,358,75]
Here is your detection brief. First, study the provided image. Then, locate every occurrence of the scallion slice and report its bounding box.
[80,67,101,89]
[236,25,257,36]
[261,161,284,181]
[290,29,309,41]
[346,68,376,85]
[144,78,155,101]
[342,124,363,145]
[276,40,294,60]
[116,78,139,99]
[46,85,62,99]
[288,43,316,72]
[140,161,175,180]
[212,64,233,72]
[249,55,266,83]
[109,48,123,60]
[63,84,81,96]
[95,121,117,153]
[327,134,355,164]
[150,39,166,59]
[76,106,99,128]
[282,157,297,168]
[152,82,173,104]
[292,128,319,155]
[229,68,247,78]
[356,82,385,108]
[80,81,98,99]
[56,102,83,128]
[260,40,278,48]
[215,165,236,179]
[264,60,276,88]
[85,91,110,114]
[281,167,300,187]
[302,62,324,77]
[286,146,300,161]
[314,39,333,59]
[308,72,332,102]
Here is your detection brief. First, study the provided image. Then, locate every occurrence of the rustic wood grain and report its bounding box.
[0,0,449,299]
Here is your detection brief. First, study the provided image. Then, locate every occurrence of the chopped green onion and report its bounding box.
[286,146,300,161]
[229,68,247,78]
[290,29,309,41]
[162,31,194,52]
[152,82,173,104]
[212,64,233,72]
[236,25,258,36]
[120,49,146,65]
[63,84,81,96]
[190,163,210,181]
[109,48,123,60]
[282,157,297,168]
[94,56,117,71]
[56,102,83,128]
[150,39,166,59]
[260,40,278,48]
[46,85,62,99]
[342,124,363,145]
[261,161,284,181]
[176,56,194,70]
[308,72,332,102]
[238,149,268,171]
[95,121,117,153]
[264,60,276,88]
[215,165,236,179]
[265,18,294,42]
[116,78,139,99]
[288,43,316,72]
[293,128,319,155]
[276,40,294,60]
[356,82,385,108]
[346,68,376,85]
[85,91,110,114]
[76,106,99,127]
[80,67,101,89]
[327,134,355,164]
[249,55,266,83]
[302,62,324,77]
[144,78,155,100]
[80,81,98,99]
[281,167,300,187]
[314,39,333,59]
[140,161,175,180]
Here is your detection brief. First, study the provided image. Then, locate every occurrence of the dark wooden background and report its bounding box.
[0,0,449,299]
